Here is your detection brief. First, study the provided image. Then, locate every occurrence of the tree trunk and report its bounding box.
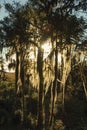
[20,52,25,122]
[45,83,52,130]
[80,63,87,99]
[50,36,58,129]
[15,51,19,93]
[37,48,44,130]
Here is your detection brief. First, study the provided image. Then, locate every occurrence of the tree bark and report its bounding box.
[50,36,58,129]
[15,51,19,93]
[37,48,44,130]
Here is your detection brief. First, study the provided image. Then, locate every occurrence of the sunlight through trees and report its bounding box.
[0,0,87,130]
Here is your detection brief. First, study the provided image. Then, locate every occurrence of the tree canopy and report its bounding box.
[0,0,87,130]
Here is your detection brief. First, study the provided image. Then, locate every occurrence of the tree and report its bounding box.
[1,2,31,93]
[0,2,34,122]
[28,0,87,129]
[0,0,87,129]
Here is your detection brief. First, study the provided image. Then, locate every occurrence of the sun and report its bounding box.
[29,39,52,60]
[42,41,52,59]
[25,38,62,64]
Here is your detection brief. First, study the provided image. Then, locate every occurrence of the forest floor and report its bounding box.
[0,69,87,130]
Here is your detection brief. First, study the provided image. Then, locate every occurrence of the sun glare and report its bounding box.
[58,53,61,64]
[29,39,52,60]
[29,40,62,64]
[29,51,35,60]
[1,40,62,72]
[42,41,52,59]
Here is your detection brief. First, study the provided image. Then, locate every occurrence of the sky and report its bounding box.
[0,0,28,20]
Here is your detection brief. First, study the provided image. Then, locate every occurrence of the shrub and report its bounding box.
[12,109,23,125]
[54,119,65,130]
[0,109,9,125]
[25,113,37,129]
[26,96,38,115]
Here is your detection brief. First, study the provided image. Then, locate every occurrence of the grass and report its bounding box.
[5,72,15,82]
[0,71,15,82]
